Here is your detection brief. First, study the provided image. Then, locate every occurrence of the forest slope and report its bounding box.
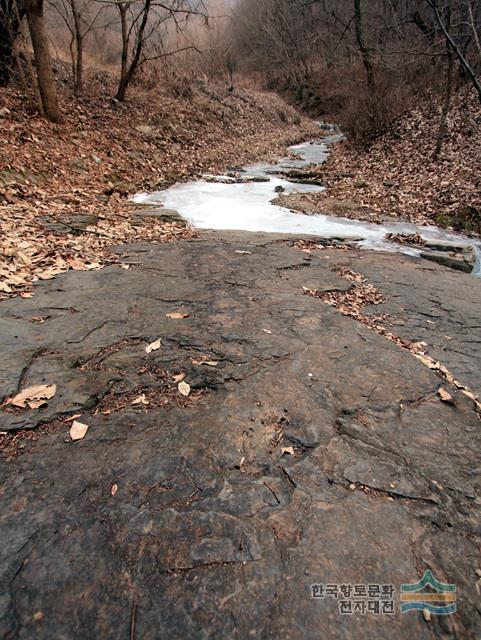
[0,76,316,298]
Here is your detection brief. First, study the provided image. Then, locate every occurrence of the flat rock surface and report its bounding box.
[0,234,480,639]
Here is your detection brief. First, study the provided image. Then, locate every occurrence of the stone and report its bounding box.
[0,235,480,639]
[132,208,185,225]
[420,247,475,273]
[135,125,156,136]
[40,213,98,234]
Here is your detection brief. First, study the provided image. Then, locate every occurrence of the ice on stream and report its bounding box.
[133,132,481,275]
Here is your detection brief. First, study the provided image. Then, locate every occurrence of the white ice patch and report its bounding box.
[133,133,481,275]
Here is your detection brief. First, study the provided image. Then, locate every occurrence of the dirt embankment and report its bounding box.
[279,91,481,234]
[0,77,317,299]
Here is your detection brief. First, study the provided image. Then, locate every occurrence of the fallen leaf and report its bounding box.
[67,258,88,270]
[414,353,439,370]
[111,484,118,496]
[410,341,427,353]
[263,329,272,335]
[438,387,455,404]
[173,372,185,383]
[281,446,295,456]
[70,420,89,441]
[120,264,130,270]
[131,394,149,405]
[192,359,219,367]
[8,384,56,409]
[235,250,252,255]
[145,339,161,354]
[178,381,191,397]
[166,311,190,319]
[63,413,82,422]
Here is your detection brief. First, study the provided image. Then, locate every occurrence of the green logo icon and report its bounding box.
[400,570,456,615]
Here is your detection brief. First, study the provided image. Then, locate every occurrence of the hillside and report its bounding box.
[0,77,316,298]
[281,91,481,235]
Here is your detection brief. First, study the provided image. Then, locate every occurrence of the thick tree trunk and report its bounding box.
[25,0,61,122]
[354,0,375,92]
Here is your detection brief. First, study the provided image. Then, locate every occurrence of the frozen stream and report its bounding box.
[134,131,481,276]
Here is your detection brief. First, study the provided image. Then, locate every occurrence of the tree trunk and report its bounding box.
[354,0,375,92]
[434,45,454,160]
[115,3,129,101]
[25,0,61,122]
[71,0,83,93]
[115,0,151,102]
[427,0,481,105]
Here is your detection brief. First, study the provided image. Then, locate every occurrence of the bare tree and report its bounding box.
[48,0,109,92]
[25,0,62,121]
[425,0,481,103]
[354,0,375,92]
[102,0,207,102]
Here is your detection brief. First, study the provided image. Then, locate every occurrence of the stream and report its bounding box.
[134,128,481,276]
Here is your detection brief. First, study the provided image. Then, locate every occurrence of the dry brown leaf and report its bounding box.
[8,383,56,409]
[111,484,118,496]
[438,387,455,404]
[145,339,161,354]
[173,372,185,383]
[70,420,89,441]
[192,359,219,367]
[178,381,191,397]
[414,353,439,370]
[131,394,149,406]
[281,446,295,456]
[166,311,190,319]
[63,413,82,422]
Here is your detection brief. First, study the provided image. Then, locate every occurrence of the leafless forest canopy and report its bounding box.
[0,0,480,139]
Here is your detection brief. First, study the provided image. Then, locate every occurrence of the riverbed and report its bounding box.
[134,131,481,275]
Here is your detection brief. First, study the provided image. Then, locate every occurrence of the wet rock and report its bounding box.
[420,247,475,273]
[39,213,98,234]
[132,208,185,226]
[0,236,480,639]
[280,169,324,186]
